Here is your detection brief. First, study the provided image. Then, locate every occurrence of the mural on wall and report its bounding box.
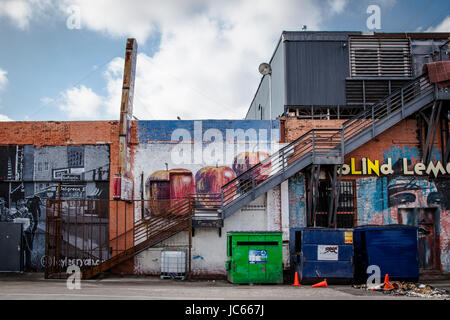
[135,120,281,217]
[0,145,110,271]
[195,166,236,208]
[133,120,282,275]
[354,145,450,272]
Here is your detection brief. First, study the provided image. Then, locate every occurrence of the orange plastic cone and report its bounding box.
[382,274,394,290]
[312,279,328,288]
[293,272,301,286]
[383,282,394,290]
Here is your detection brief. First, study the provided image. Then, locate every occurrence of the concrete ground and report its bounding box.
[0,273,448,300]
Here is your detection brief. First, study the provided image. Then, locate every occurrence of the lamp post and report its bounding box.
[259,62,273,148]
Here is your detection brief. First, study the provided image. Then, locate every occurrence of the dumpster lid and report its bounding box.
[227,231,283,234]
[355,224,418,231]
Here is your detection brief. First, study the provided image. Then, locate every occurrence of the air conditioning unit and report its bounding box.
[160,249,187,280]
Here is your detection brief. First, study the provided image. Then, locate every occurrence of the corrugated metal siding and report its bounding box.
[270,40,285,118]
[350,37,412,77]
[246,76,269,120]
[285,41,349,106]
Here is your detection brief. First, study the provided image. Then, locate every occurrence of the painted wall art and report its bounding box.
[0,145,110,271]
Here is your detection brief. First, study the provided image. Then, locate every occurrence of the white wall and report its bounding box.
[133,190,291,277]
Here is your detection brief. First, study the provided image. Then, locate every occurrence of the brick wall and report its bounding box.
[281,118,346,143]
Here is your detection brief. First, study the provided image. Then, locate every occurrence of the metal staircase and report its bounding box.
[82,75,447,279]
[221,75,447,218]
[82,196,193,279]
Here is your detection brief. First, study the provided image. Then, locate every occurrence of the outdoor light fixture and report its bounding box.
[258,62,272,76]
[259,62,273,144]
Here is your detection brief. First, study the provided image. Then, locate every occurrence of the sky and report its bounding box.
[0,0,449,122]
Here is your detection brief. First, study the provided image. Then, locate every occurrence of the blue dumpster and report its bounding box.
[354,225,419,283]
[290,228,354,281]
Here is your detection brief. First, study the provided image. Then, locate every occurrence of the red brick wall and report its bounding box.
[281,118,346,143]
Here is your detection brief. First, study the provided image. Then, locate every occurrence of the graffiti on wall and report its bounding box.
[0,145,110,271]
[354,145,450,272]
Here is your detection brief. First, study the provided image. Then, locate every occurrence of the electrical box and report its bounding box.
[226,232,283,284]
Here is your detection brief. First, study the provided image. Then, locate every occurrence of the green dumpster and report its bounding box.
[226,231,283,284]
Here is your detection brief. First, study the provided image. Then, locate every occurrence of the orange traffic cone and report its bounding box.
[382,274,394,290]
[312,279,328,288]
[383,282,394,290]
[293,272,301,286]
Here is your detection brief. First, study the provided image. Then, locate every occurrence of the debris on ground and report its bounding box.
[352,282,449,298]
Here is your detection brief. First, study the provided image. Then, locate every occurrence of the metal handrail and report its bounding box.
[220,74,436,212]
[221,128,342,207]
[342,75,432,143]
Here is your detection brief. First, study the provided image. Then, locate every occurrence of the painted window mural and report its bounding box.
[0,145,110,271]
[135,120,281,217]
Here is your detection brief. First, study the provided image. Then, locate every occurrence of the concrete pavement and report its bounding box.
[0,273,448,300]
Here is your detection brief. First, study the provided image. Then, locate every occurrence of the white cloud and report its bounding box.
[372,0,397,7]
[0,114,13,121]
[0,68,11,121]
[328,0,349,14]
[427,15,450,32]
[40,97,55,105]
[55,0,332,120]
[0,68,7,91]
[0,0,53,29]
[0,0,32,29]
[32,1,360,120]
[58,85,103,119]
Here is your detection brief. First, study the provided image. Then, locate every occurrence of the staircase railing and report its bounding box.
[221,128,343,209]
[220,74,437,215]
[82,196,194,279]
[342,75,433,143]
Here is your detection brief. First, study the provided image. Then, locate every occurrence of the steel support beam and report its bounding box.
[423,101,442,164]
[311,165,321,227]
[327,164,342,228]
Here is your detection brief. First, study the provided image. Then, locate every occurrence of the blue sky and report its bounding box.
[0,0,448,122]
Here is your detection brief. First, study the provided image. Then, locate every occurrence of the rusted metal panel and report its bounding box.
[119,38,137,176]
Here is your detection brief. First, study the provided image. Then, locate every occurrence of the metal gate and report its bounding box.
[45,200,110,279]
[44,198,194,279]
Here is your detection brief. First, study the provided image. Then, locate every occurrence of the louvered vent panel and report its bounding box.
[350,37,412,77]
